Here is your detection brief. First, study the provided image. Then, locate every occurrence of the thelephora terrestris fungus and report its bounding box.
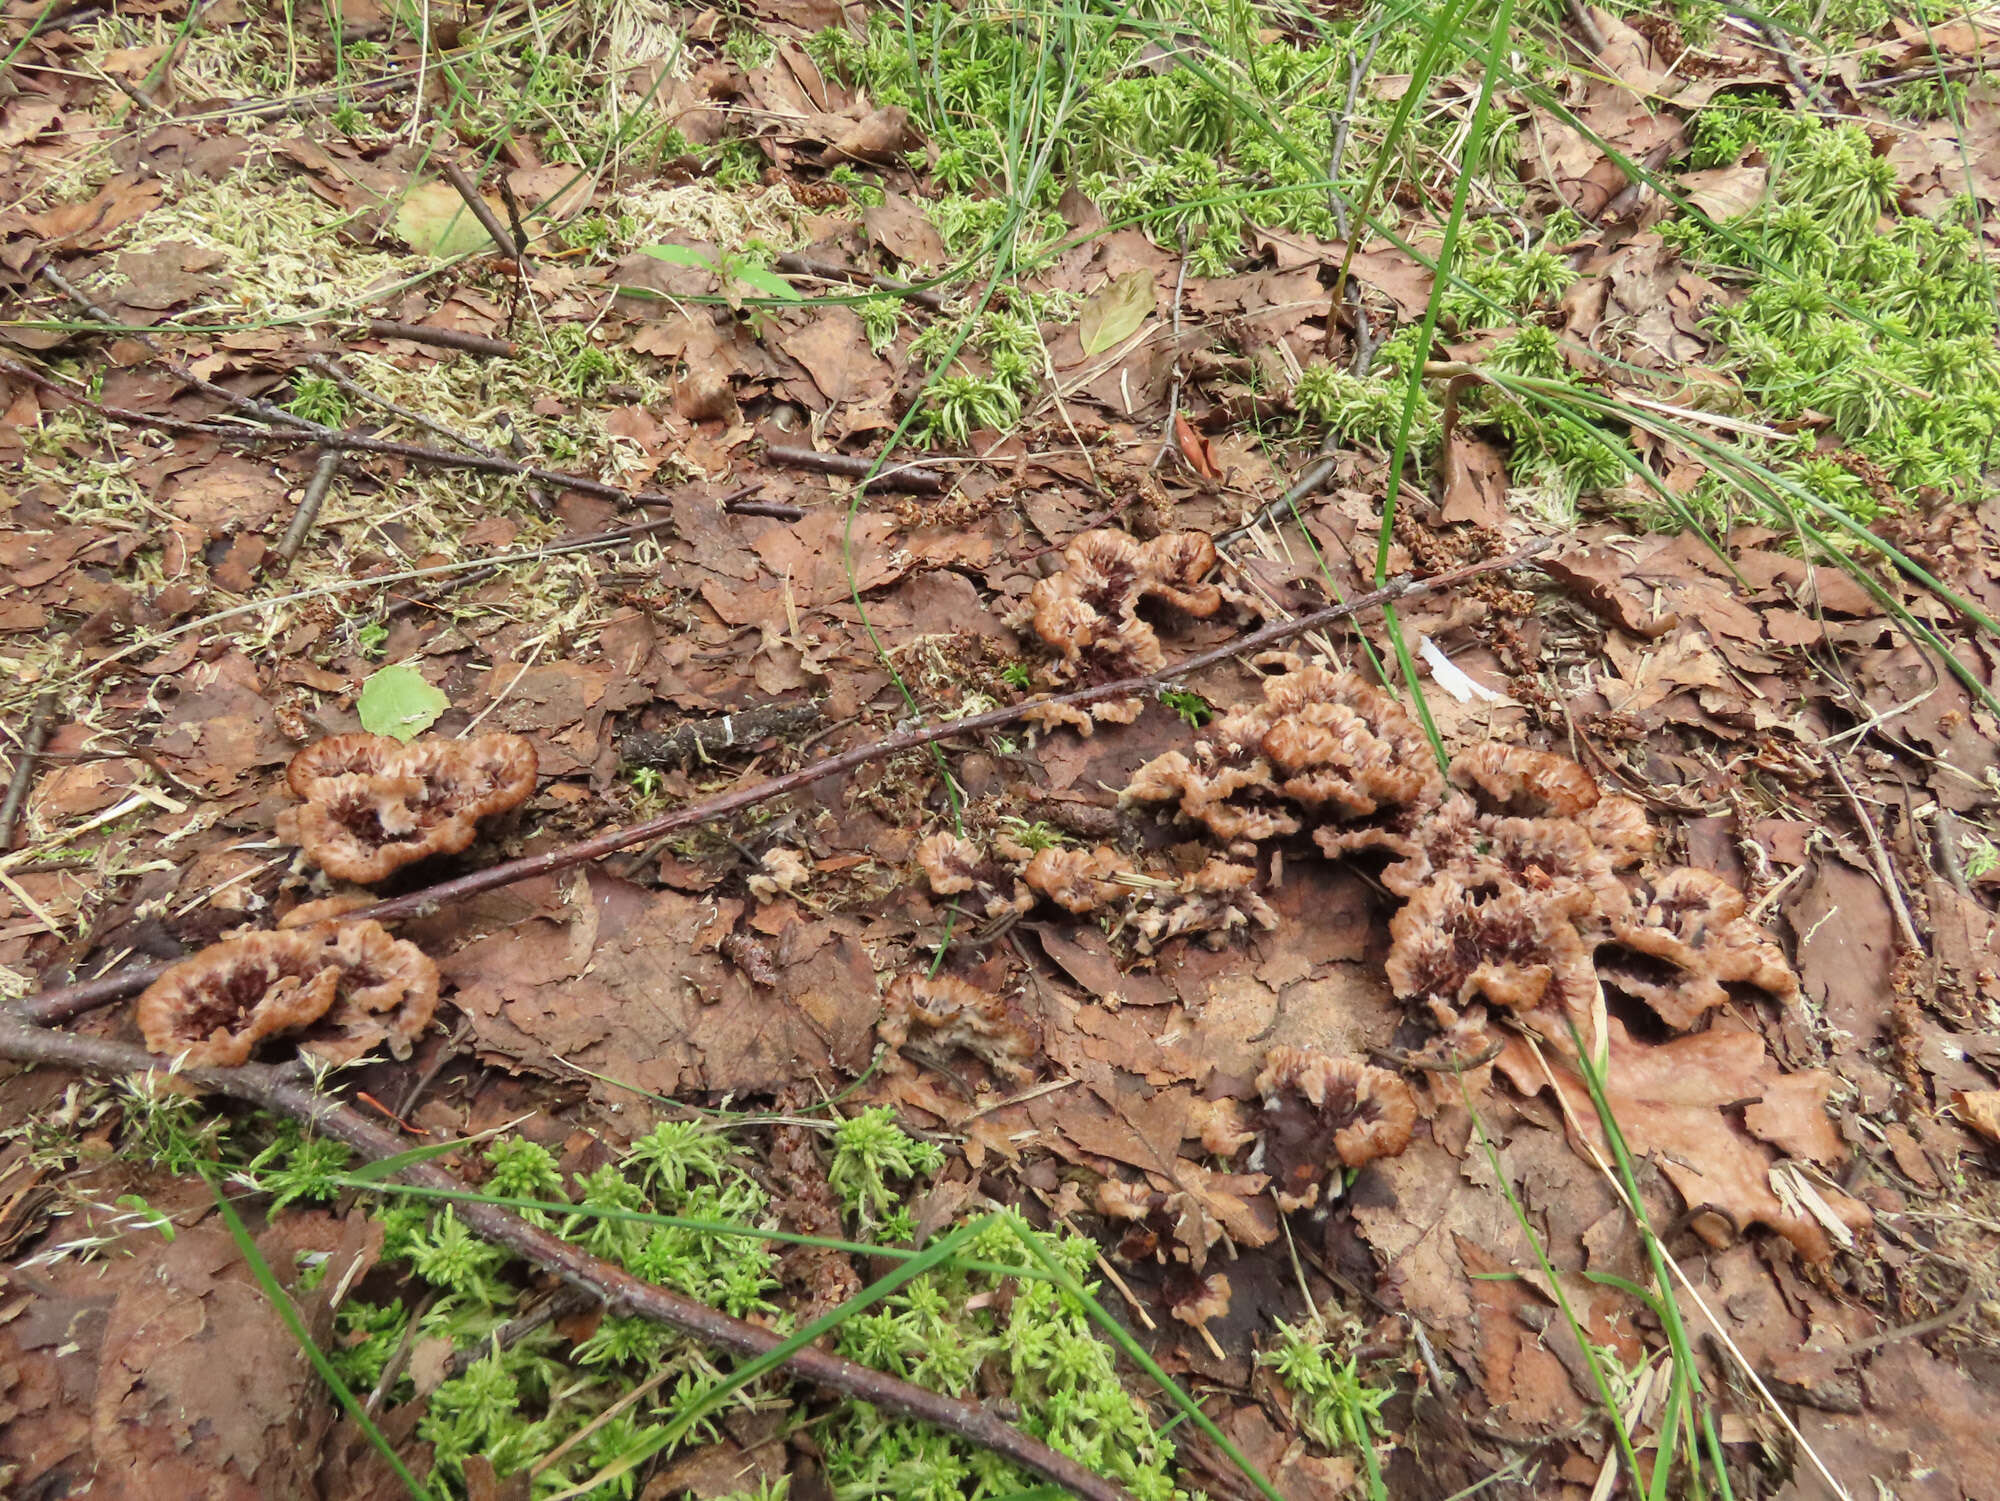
[1016,528,1225,734]
[137,920,438,1067]
[877,973,1040,1086]
[277,732,537,883]
[1252,1046,1417,1212]
[913,830,1275,953]
[1124,665,1444,857]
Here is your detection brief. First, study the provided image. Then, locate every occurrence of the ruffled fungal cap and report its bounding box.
[1021,528,1224,693]
[137,929,342,1067]
[1449,742,1600,818]
[279,733,537,883]
[1023,845,1124,913]
[915,832,985,896]
[1598,867,1800,1029]
[1386,875,1604,1032]
[878,973,1039,1085]
[136,919,438,1066]
[1124,666,1444,852]
[1129,858,1278,953]
[1254,1046,1417,1211]
[302,919,441,1063]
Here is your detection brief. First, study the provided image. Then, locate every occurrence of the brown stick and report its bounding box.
[0,353,693,512]
[440,159,532,267]
[37,262,323,434]
[0,687,59,852]
[765,444,947,494]
[13,540,1556,1023]
[772,253,945,311]
[273,449,346,568]
[0,1011,1134,1501]
[363,320,515,359]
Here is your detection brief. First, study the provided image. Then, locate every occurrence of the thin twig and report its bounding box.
[37,262,322,434]
[13,541,1558,1024]
[303,353,510,462]
[0,1012,1135,1501]
[1152,241,1191,474]
[0,687,59,852]
[1327,33,1382,243]
[0,353,700,510]
[363,319,515,358]
[765,444,947,494]
[440,159,532,267]
[1853,58,1994,93]
[1823,752,1926,955]
[771,253,945,311]
[273,449,346,569]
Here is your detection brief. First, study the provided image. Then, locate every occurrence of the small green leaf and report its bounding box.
[639,242,719,271]
[1079,267,1156,355]
[357,664,447,742]
[728,263,801,301]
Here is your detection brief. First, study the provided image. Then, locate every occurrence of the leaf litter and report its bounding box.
[2,0,2000,1495]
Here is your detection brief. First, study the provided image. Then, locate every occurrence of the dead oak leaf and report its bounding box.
[1495,1021,1869,1263]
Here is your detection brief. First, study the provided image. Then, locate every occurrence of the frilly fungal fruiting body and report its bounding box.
[878,973,1040,1085]
[1017,529,1225,732]
[136,920,439,1067]
[277,732,537,883]
[1253,1047,1418,1211]
[1124,665,1443,855]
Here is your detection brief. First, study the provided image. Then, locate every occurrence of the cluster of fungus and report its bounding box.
[275,732,538,883]
[136,916,438,1067]
[134,732,535,1068]
[1121,661,1800,1052]
[1012,529,1228,734]
[913,831,1277,955]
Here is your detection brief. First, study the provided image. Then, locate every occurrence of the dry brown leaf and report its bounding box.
[821,106,913,164]
[1680,165,1766,220]
[1954,1089,2000,1145]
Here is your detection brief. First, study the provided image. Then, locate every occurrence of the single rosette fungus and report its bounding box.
[1252,1046,1417,1211]
[136,920,439,1067]
[878,973,1040,1085]
[277,732,537,882]
[301,919,441,1063]
[1597,866,1800,1029]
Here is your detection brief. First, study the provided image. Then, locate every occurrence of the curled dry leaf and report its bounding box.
[277,732,537,883]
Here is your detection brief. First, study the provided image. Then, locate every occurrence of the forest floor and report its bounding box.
[2,0,2000,1496]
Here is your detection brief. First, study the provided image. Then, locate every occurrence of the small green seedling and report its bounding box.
[1160,686,1213,727]
[639,243,801,312]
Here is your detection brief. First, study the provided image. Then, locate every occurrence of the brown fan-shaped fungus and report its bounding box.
[301,920,441,1063]
[135,920,439,1067]
[1448,741,1600,818]
[1125,666,1445,855]
[1022,845,1124,913]
[278,732,537,883]
[1019,529,1227,732]
[1253,1046,1416,1211]
[1598,866,1800,1029]
[137,929,343,1067]
[878,973,1040,1085]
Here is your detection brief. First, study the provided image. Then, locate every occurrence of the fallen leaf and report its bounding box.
[1680,165,1766,220]
[393,181,499,257]
[1174,412,1216,477]
[1954,1089,2000,1145]
[357,663,448,741]
[1080,267,1157,355]
[820,106,913,165]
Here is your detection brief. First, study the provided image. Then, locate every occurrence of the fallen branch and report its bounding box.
[765,443,948,494]
[441,159,532,267]
[362,319,515,359]
[0,353,705,511]
[0,1011,1133,1501]
[1,685,59,852]
[772,253,946,311]
[15,539,1555,1023]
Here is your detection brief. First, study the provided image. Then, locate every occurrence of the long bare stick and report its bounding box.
[0,1012,1133,1501]
[14,540,1555,1024]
